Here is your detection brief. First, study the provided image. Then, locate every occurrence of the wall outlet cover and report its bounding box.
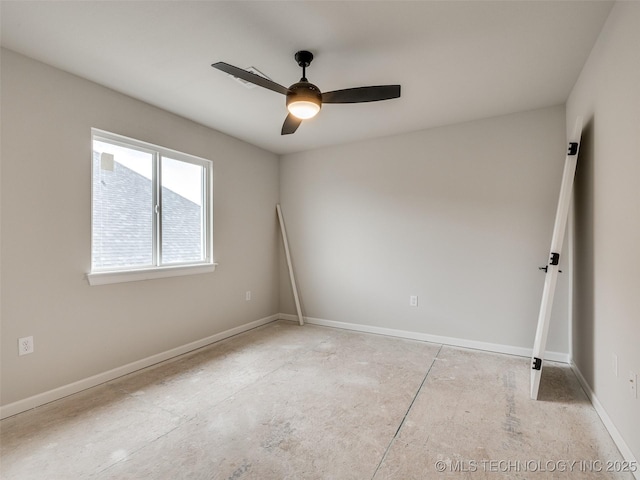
[18,336,34,356]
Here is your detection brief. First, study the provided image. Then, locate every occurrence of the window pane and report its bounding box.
[92,140,154,269]
[161,157,205,264]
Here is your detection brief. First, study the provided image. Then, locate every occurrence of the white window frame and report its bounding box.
[87,129,216,285]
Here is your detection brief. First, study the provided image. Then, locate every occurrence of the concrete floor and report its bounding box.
[0,321,632,479]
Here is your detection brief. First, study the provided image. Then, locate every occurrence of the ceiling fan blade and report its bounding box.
[212,62,289,96]
[322,85,401,104]
[281,114,303,135]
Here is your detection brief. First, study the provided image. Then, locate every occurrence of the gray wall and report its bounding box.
[567,1,640,462]
[279,106,570,353]
[0,49,280,406]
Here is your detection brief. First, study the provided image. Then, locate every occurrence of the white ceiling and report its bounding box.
[1,1,613,155]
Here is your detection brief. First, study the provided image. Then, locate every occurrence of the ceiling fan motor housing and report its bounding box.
[286,81,323,111]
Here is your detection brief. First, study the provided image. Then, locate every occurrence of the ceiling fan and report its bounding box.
[212,51,401,135]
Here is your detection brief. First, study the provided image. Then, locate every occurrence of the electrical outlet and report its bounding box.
[409,295,418,307]
[612,353,618,377]
[630,371,638,399]
[18,336,34,356]
[245,291,251,301]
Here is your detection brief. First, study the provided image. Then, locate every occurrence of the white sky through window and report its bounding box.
[93,140,202,205]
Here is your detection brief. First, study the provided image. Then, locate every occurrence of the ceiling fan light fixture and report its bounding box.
[288,100,320,119]
[286,81,322,119]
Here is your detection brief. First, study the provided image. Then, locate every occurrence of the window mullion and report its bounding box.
[201,169,207,261]
[153,153,161,266]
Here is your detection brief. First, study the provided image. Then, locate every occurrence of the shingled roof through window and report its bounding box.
[92,153,203,268]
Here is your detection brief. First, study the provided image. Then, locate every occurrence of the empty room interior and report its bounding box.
[1,1,639,478]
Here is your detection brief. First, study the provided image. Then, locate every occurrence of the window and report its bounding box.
[88,129,215,285]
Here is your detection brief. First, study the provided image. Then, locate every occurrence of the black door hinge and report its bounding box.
[532,357,542,370]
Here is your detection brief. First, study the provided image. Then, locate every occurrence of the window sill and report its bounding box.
[87,263,218,286]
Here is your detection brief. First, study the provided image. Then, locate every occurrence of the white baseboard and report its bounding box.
[0,314,280,419]
[570,362,639,480]
[278,313,570,363]
[0,313,571,419]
